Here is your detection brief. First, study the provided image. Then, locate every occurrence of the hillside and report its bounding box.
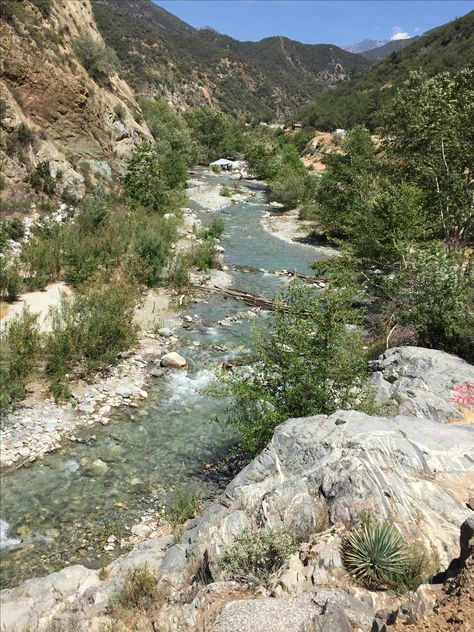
[0,0,151,214]
[91,0,371,120]
[297,10,474,130]
[362,36,418,60]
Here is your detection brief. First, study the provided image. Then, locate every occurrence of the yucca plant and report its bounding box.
[342,519,408,587]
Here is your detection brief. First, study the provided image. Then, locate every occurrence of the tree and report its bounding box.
[124,144,171,213]
[315,126,378,235]
[381,68,474,251]
[215,283,367,456]
[385,244,474,360]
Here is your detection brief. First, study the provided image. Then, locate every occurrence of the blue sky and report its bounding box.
[154,1,474,46]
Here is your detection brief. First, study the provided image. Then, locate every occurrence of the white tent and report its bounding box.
[210,158,236,170]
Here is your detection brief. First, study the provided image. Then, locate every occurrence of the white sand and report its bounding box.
[0,282,72,332]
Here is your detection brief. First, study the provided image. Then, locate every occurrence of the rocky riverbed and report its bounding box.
[1,346,473,631]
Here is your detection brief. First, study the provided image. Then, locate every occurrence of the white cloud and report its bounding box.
[390,26,411,40]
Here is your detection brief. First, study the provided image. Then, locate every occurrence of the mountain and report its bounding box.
[344,39,385,54]
[0,0,151,209]
[297,10,474,131]
[91,0,372,120]
[363,36,418,60]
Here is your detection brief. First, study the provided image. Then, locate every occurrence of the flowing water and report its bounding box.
[0,171,328,587]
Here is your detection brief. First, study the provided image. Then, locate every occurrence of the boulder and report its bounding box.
[368,346,474,423]
[158,327,173,338]
[160,352,188,369]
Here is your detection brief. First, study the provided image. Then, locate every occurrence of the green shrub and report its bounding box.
[190,240,216,271]
[215,282,367,457]
[0,218,25,248]
[30,161,55,194]
[21,230,62,290]
[0,308,40,414]
[219,528,297,586]
[45,283,139,395]
[73,36,119,83]
[6,123,34,155]
[113,564,157,612]
[114,103,126,122]
[134,232,171,287]
[342,517,438,592]
[0,260,22,302]
[168,256,191,290]
[386,245,474,361]
[220,185,232,197]
[166,491,200,529]
[198,216,225,240]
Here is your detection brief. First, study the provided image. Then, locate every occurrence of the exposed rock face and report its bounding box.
[0,0,151,207]
[368,346,474,423]
[1,348,473,631]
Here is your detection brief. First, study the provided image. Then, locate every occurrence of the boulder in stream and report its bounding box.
[160,352,188,369]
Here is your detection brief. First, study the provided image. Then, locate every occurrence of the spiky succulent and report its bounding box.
[342,519,408,586]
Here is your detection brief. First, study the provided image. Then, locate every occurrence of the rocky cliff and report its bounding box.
[1,347,473,631]
[0,0,151,214]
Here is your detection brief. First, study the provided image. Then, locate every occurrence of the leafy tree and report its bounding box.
[381,68,474,251]
[349,181,429,266]
[315,126,378,235]
[385,245,474,360]
[123,143,169,213]
[215,283,367,456]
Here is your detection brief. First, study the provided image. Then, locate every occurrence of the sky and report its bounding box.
[154,0,474,46]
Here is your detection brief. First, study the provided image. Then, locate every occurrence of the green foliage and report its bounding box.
[113,564,157,612]
[315,126,377,236]
[133,232,171,287]
[381,68,474,250]
[166,491,200,528]
[6,123,34,156]
[185,107,244,163]
[190,240,216,271]
[298,11,474,131]
[30,161,55,194]
[215,282,367,457]
[44,283,139,396]
[124,143,187,213]
[0,218,25,252]
[73,36,119,83]
[167,256,191,291]
[219,185,232,197]
[198,216,225,240]
[219,528,297,586]
[386,246,474,360]
[343,517,438,591]
[113,103,126,122]
[0,308,40,414]
[0,259,22,302]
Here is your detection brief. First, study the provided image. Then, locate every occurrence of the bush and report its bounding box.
[114,103,126,122]
[215,282,367,457]
[386,245,474,360]
[198,216,225,240]
[190,240,216,271]
[0,260,22,302]
[219,528,297,586]
[6,123,34,155]
[21,229,62,290]
[134,232,171,287]
[220,185,232,197]
[30,161,55,194]
[0,308,40,414]
[166,491,200,529]
[168,256,191,290]
[0,218,25,251]
[73,36,119,83]
[45,283,139,396]
[342,517,438,592]
[113,564,157,612]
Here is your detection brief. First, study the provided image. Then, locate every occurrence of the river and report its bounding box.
[0,170,328,588]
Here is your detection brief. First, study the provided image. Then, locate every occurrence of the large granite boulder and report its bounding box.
[368,346,474,422]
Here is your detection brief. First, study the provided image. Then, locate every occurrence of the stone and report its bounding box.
[91,459,108,474]
[149,368,164,378]
[131,524,153,538]
[160,352,188,369]
[184,315,194,323]
[158,327,173,337]
[115,386,132,398]
[78,402,95,414]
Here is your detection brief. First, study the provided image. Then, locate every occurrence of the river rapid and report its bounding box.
[0,170,329,588]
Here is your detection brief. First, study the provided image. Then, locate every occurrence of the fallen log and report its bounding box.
[203,286,276,310]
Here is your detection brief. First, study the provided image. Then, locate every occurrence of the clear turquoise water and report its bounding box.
[0,172,328,587]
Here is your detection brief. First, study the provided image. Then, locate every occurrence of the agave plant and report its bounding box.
[342,519,408,586]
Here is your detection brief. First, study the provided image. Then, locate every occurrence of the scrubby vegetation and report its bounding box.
[213,282,367,456]
[219,527,298,586]
[112,564,157,612]
[73,35,119,83]
[343,516,439,592]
